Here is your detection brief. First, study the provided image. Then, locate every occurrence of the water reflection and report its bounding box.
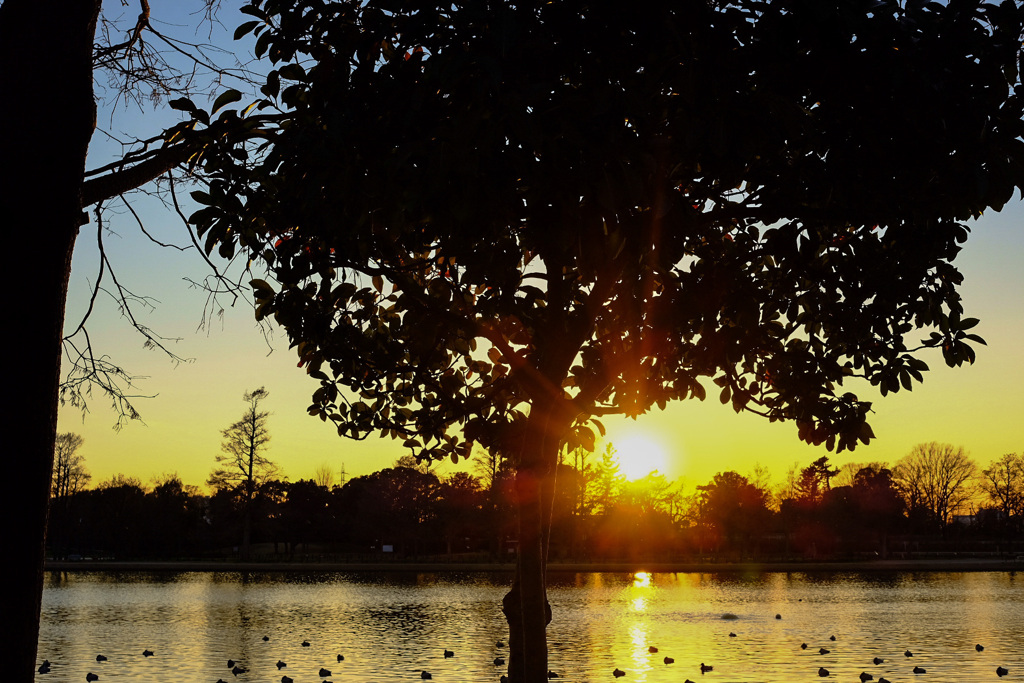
[39,571,1024,682]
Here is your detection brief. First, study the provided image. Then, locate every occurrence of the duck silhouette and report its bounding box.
[96,655,107,662]
[231,665,247,675]
[664,656,675,665]
[494,657,505,666]
[277,660,287,669]
[801,643,808,650]
[38,661,51,675]
[873,657,884,665]
[319,668,332,677]
[227,659,234,668]
[976,644,985,652]
[905,650,913,658]
[420,671,432,680]
[860,673,873,682]
[336,654,344,662]
[818,667,829,677]
[819,648,830,655]
[700,662,713,674]
[613,669,625,678]
[86,674,99,682]
[444,649,454,658]
[301,641,310,647]
[648,646,658,653]
[913,666,926,674]
[281,676,293,683]
[997,667,1009,677]
[142,650,154,657]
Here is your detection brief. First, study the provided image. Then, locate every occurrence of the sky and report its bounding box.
[56,2,1024,494]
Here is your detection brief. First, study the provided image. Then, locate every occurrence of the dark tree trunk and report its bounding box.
[504,402,564,682]
[0,0,101,680]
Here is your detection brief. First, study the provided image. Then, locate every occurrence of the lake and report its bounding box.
[37,570,1023,682]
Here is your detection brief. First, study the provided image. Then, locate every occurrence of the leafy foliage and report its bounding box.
[180,0,1024,465]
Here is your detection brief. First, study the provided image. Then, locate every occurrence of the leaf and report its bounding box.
[169,97,198,113]
[212,89,243,114]
[234,20,261,40]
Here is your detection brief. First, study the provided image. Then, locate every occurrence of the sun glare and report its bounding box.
[613,434,669,480]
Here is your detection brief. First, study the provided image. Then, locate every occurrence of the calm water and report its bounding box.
[38,570,1023,682]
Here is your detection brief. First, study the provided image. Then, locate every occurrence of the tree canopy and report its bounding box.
[178,0,1024,679]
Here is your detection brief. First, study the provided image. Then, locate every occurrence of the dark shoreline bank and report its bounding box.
[44,557,1024,573]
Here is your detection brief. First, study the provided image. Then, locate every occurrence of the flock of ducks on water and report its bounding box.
[36,621,1013,681]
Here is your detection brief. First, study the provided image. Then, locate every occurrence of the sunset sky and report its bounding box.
[57,4,1024,494]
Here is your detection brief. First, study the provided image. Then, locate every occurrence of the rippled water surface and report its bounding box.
[38,570,1024,682]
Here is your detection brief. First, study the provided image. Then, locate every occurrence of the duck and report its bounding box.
[263,636,270,642]
[818,667,829,677]
[231,665,248,675]
[276,660,287,669]
[496,641,505,648]
[819,648,831,655]
[86,674,99,682]
[444,650,454,658]
[96,655,107,662]
[547,672,559,678]
[336,654,344,662]
[775,614,782,619]
[700,662,713,674]
[873,657,884,665]
[226,659,234,668]
[494,657,505,666]
[421,672,432,680]
[913,666,926,674]
[648,646,658,653]
[319,668,332,677]
[829,635,836,641]
[976,644,985,652]
[38,661,51,675]
[142,650,154,657]
[905,650,913,658]
[801,643,808,650]
[664,656,675,665]
[613,669,625,678]
[860,673,873,682]
[997,667,1009,677]
[729,632,737,637]
[879,678,891,683]
[282,677,293,683]
[301,640,310,647]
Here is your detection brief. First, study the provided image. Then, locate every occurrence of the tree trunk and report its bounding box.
[0,1,101,680]
[503,403,564,682]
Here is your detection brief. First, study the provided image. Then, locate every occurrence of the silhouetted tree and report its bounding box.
[436,472,486,555]
[3,1,249,672]
[794,456,841,503]
[48,433,91,559]
[697,472,772,557]
[981,452,1024,532]
[894,442,977,530]
[208,387,279,559]
[181,1,1024,677]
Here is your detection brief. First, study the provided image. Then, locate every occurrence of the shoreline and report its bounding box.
[44,557,1024,573]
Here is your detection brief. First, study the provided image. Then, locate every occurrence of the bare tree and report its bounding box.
[208,387,278,559]
[981,452,1024,528]
[894,442,977,528]
[51,433,91,500]
[313,463,334,489]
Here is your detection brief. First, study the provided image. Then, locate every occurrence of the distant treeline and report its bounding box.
[46,444,1023,562]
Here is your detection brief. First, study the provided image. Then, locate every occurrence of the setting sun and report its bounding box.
[613,434,670,480]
